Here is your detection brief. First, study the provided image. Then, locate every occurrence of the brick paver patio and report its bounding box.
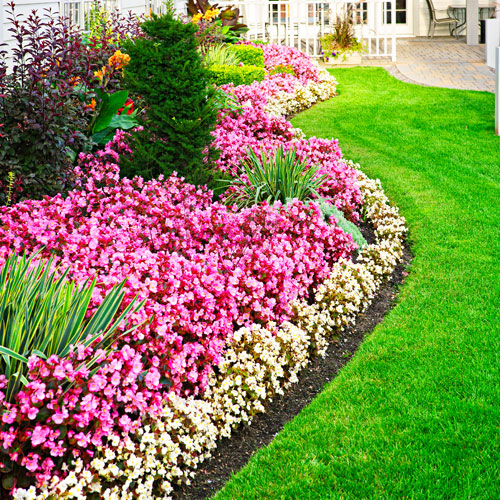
[393,37,495,92]
[328,37,495,93]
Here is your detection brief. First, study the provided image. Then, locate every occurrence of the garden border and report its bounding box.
[17,160,408,500]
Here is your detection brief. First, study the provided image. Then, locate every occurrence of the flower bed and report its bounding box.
[2,41,407,499]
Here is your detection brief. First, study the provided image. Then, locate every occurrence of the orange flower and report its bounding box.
[94,67,106,81]
[108,50,131,70]
[86,98,96,111]
[68,76,81,87]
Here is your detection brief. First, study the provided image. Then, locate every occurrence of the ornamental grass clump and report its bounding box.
[0,251,144,402]
[203,43,241,67]
[224,146,327,209]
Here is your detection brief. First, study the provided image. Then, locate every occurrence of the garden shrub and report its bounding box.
[0,2,142,205]
[227,44,265,67]
[0,7,92,204]
[208,63,266,86]
[121,13,219,186]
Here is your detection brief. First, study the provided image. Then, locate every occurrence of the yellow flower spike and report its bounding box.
[192,13,203,24]
[204,8,220,22]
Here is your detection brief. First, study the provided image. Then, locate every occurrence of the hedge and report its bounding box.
[208,64,266,86]
[228,44,265,67]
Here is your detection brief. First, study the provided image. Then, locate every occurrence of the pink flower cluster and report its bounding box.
[0,130,356,489]
[212,44,362,219]
[239,42,321,83]
[0,43,364,493]
[0,344,160,485]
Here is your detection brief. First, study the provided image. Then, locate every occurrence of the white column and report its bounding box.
[391,0,396,62]
[466,0,479,45]
[495,47,499,135]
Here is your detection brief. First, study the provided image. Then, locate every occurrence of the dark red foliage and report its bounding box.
[0,2,142,204]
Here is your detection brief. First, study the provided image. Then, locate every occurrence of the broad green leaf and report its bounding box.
[93,90,129,133]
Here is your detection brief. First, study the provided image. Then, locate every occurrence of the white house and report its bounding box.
[0,0,492,63]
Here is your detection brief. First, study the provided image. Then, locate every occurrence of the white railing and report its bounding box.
[57,0,396,61]
[59,0,120,31]
[148,0,187,15]
[216,0,396,61]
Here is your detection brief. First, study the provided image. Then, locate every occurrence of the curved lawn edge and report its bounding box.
[164,163,409,499]
[172,243,412,499]
[211,68,500,500]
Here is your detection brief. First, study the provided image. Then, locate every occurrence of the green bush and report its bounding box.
[208,64,266,86]
[0,251,145,402]
[227,44,265,67]
[249,40,269,46]
[121,13,218,185]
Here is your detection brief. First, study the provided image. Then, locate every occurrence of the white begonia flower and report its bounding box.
[24,120,406,500]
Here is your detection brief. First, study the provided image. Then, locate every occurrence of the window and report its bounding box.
[384,0,407,24]
[307,3,330,25]
[270,1,290,24]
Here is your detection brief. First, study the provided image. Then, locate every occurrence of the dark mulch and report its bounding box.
[173,237,413,500]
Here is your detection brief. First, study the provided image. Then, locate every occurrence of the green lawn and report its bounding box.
[212,68,500,499]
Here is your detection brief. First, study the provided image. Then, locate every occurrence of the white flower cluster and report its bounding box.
[265,68,337,118]
[16,395,219,500]
[204,321,310,438]
[15,153,407,500]
[294,163,407,345]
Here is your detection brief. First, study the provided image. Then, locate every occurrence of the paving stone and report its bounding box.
[391,37,494,92]
[324,37,495,92]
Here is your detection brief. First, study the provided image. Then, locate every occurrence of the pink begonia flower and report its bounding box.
[2,430,17,449]
[110,372,121,386]
[145,367,161,390]
[53,364,66,380]
[2,408,17,424]
[0,42,365,490]
[49,441,66,457]
[119,414,133,432]
[27,406,39,420]
[22,452,40,472]
[74,432,90,447]
[51,407,69,425]
[31,425,52,447]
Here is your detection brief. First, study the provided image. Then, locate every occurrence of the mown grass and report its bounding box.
[213,68,500,499]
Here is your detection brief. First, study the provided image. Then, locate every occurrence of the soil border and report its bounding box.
[172,242,413,500]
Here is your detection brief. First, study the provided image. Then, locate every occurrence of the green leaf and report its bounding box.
[0,346,28,363]
[108,113,139,131]
[92,127,116,146]
[31,350,47,359]
[92,114,139,145]
[93,90,129,133]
